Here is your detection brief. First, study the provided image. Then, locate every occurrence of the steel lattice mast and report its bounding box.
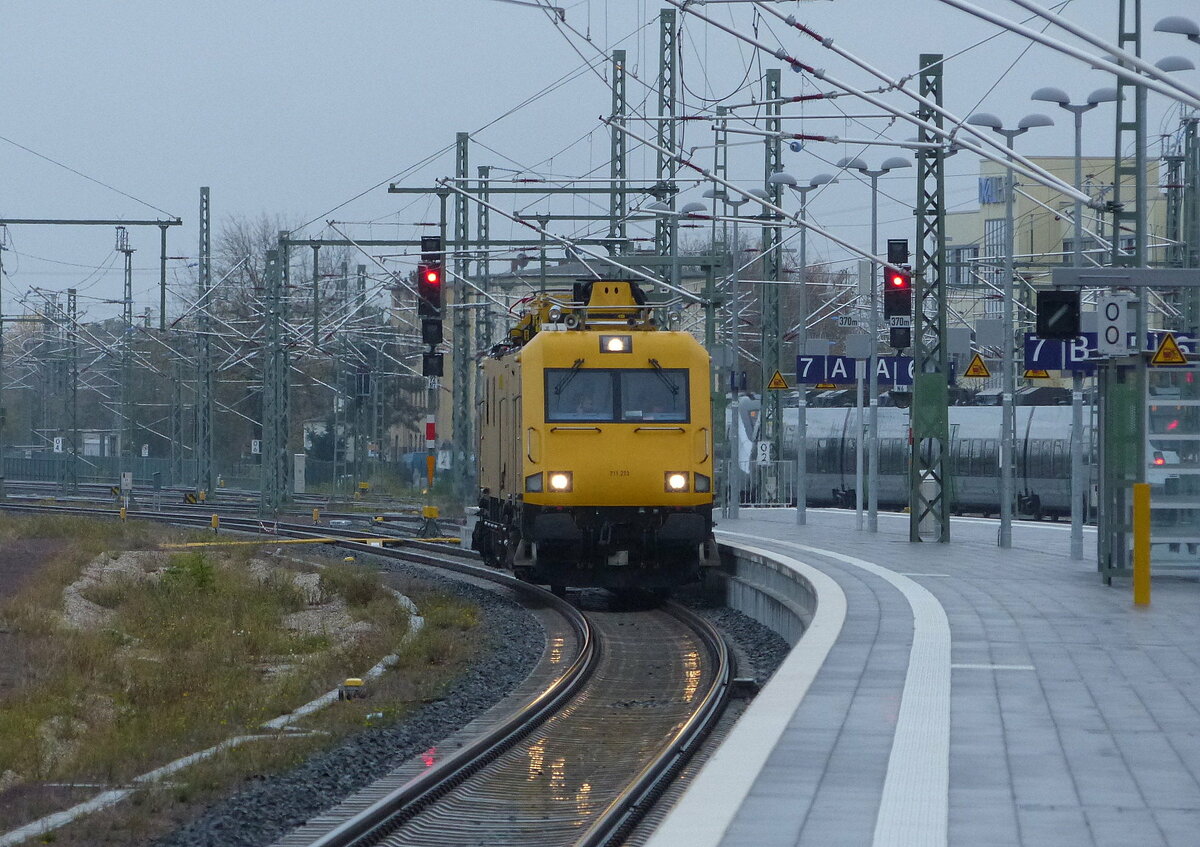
[196,187,214,494]
[909,54,952,542]
[760,68,784,463]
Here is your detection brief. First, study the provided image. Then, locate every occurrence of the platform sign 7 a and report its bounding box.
[796,355,956,387]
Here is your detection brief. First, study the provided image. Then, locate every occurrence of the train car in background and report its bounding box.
[730,401,1094,519]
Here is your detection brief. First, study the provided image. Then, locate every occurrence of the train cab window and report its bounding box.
[619,369,689,422]
[545,369,616,421]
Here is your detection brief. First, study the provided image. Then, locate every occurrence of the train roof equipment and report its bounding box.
[494,280,656,354]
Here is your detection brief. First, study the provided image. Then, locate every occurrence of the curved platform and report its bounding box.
[650,509,1200,847]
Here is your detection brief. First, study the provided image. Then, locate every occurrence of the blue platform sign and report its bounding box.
[796,355,956,387]
[1023,332,1197,374]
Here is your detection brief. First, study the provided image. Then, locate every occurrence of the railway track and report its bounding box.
[0,501,734,847]
[271,597,729,847]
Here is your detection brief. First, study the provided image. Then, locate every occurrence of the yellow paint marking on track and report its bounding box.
[160,536,410,549]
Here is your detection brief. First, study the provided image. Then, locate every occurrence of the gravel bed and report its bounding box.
[671,584,793,686]
[149,556,544,847]
[150,562,792,847]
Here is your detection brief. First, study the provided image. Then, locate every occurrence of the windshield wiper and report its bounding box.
[553,358,586,395]
[648,358,679,395]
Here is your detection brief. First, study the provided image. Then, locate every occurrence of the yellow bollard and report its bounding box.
[313,508,320,525]
[1133,482,1151,606]
[211,514,220,535]
[198,489,207,503]
[119,506,127,522]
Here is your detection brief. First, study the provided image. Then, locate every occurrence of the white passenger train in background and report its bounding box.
[731,402,1097,520]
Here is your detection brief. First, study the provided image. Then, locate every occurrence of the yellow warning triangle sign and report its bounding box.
[1023,369,1051,379]
[815,382,837,390]
[766,370,790,390]
[963,353,991,379]
[1152,332,1189,366]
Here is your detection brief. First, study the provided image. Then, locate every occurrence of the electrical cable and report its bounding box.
[0,133,178,219]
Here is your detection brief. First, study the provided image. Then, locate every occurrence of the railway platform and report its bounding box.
[649,508,1200,847]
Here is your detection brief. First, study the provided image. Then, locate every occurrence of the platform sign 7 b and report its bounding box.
[1024,333,1097,374]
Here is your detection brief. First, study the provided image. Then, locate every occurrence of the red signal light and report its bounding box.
[882,266,912,318]
[417,263,443,317]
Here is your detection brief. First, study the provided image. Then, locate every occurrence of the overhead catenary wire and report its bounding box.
[930,0,1200,112]
[667,0,1099,206]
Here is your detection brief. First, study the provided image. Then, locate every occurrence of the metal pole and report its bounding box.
[1000,135,1016,549]
[1071,109,1086,560]
[0,235,5,499]
[311,245,321,347]
[796,194,808,526]
[868,172,880,532]
[159,224,168,333]
[729,212,741,519]
[855,360,864,529]
[196,188,214,495]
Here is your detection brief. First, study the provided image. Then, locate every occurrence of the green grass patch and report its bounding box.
[0,514,481,798]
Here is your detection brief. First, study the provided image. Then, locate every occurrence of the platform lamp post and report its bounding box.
[1031,86,1120,561]
[966,112,1055,549]
[768,170,838,526]
[704,188,752,518]
[1156,15,1200,45]
[837,155,912,533]
[1155,14,1200,326]
[648,199,708,298]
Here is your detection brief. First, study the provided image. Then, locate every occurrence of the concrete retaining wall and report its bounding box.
[719,543,815,646]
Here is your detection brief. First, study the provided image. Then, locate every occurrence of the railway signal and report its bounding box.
[422,352,444,378]
[886,238,909,265]
[1035,290,1081,340]
[418,235,444,319]
[418,235,444,369]
[882,267,912,319]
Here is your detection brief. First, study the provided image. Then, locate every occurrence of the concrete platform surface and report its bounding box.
[649,508,1200,847]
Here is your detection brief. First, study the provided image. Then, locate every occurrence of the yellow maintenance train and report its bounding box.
[471,280,717,594]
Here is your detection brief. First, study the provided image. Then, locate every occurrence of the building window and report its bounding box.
[983,218,1008,290]
[978,176,1007,205]
[951,246,979,287]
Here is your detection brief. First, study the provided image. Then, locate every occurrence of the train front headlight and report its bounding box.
[548,471,573,492]
[665,472,689,492]
[694,473,711,493]
[599,334,631,353]
[525,473,543,493]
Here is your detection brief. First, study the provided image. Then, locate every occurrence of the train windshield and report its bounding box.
[544,368,690,423]
[619,370,688,422]
[545,369,616,421]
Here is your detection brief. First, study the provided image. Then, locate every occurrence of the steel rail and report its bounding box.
[574,600,733,847]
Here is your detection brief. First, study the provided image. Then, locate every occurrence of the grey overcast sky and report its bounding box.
[1,0,1196,321]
